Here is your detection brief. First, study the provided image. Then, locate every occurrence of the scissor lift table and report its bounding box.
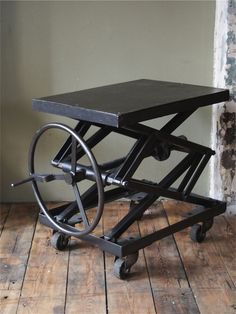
[13,79,229,279]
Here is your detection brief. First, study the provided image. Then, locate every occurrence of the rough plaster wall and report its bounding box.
[211,0,236,214]
[0,4,2,196]
[1,1,215,202]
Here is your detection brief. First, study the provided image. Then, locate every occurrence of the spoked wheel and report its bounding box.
[29,123,104,237]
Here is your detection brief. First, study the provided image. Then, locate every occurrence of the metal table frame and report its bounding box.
[13,79,229,278]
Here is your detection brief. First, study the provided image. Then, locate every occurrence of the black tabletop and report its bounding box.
[32,79,229,127]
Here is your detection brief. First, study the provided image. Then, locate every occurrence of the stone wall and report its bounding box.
[211,0,236,214]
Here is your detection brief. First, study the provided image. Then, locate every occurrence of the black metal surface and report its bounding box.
[114,135,154,181]
[178,154,203,192]
[32,79,229,127]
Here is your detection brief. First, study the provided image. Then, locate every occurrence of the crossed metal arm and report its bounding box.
[12,109,225,255]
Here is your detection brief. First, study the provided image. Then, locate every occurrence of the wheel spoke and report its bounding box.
[81,183,98,207]
[71,137,77,174]
[50,201,78,221]
[47,201,74,215]
[73,183,89,227]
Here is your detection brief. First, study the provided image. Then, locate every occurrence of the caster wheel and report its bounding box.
[113,252,139,279]
[190,224,206,243]
[113,258,130,280]
[50,232,69,250]
[203,218,214,231]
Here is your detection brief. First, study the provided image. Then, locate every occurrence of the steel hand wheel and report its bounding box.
[29,123,104,237]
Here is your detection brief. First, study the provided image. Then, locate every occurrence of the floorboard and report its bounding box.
[17,220,69,313]
[0,204,11,236]
[103,202,156,314]
[0,201,236,314]
[65,208,106,314]
[210,216,236,287]
[163,200,236,314]
[0,204,38,313]
[138,202,200,314]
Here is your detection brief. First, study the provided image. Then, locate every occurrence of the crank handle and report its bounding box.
[11,176,35,187]
[11,173,65,187]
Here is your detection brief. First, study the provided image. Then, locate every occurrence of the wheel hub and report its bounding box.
[64,170,85,185]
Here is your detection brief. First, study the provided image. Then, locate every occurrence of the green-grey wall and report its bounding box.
[1,1,215,202]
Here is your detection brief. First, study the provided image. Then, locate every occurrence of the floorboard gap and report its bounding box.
[16,207,39,313]
[163,207,201,314]
[103,251,109,314]
[64,238,71,314]
[137,222,157,314]
[0,204,12,236]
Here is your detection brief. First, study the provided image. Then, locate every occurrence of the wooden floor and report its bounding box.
[0,201,236,314]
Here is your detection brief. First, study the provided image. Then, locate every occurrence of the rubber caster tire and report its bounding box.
[113,252,139,279]
[190,224,206,243]
[113,258,130,280]
[50,232,69,250]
